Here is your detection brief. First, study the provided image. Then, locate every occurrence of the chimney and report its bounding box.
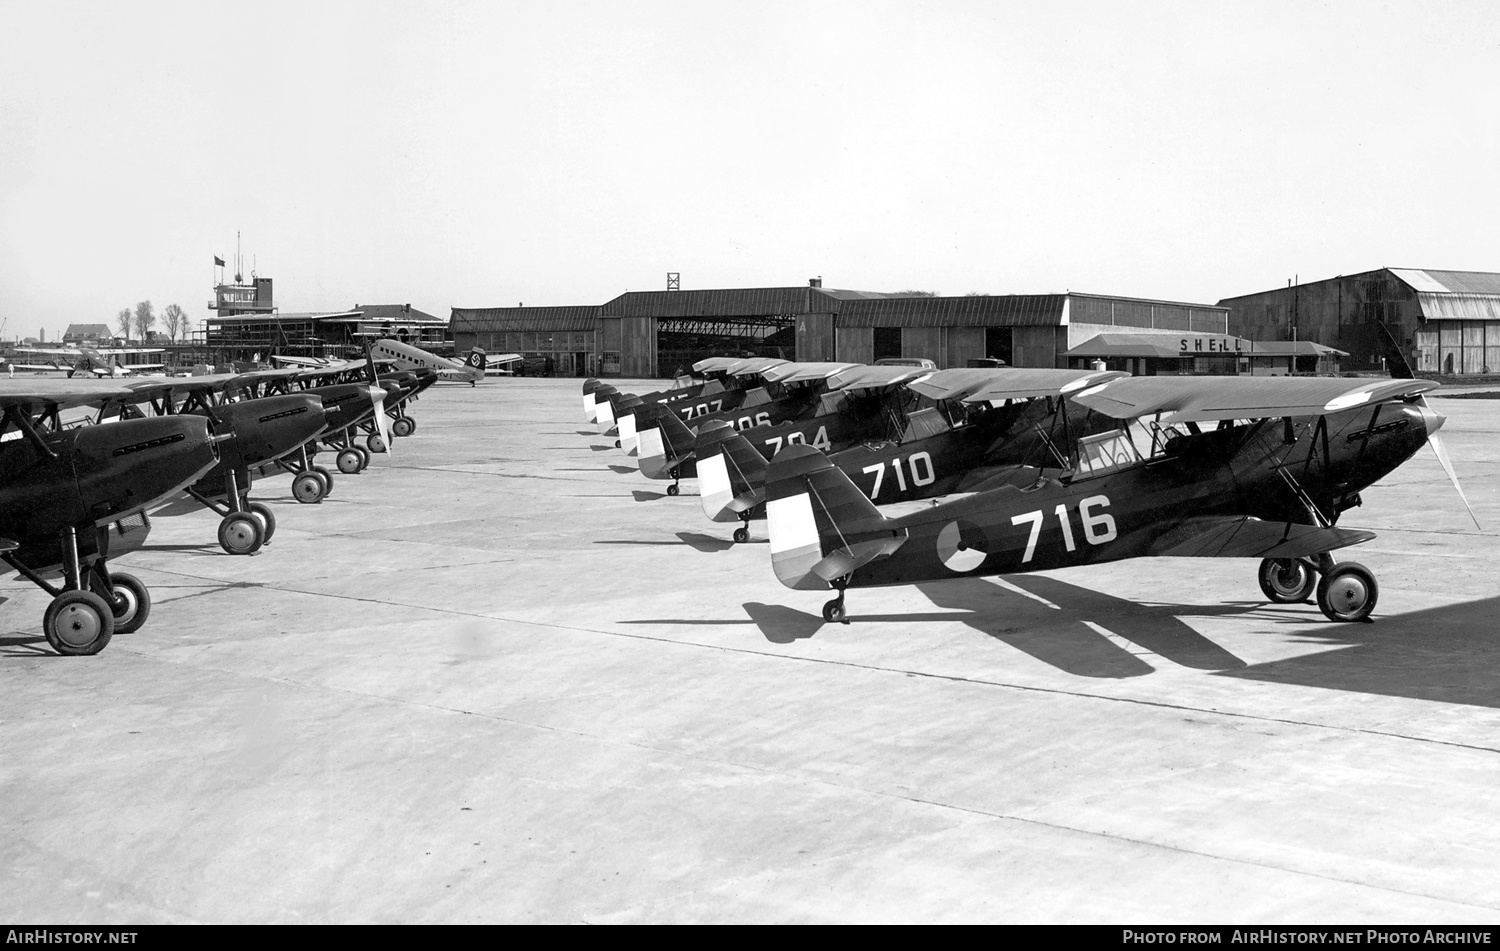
[809,277,822,288]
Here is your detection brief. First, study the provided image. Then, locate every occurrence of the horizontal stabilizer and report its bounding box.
[1148,516,1376,559]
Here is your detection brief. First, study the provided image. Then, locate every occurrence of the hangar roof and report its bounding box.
[1389,269,1500,295]
[450,305,602,333]
[838,294,1067,328]
[600,287,895,319]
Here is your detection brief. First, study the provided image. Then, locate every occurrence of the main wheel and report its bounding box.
[247,502,277,545]
[822,599,846,624]
[733,526,750,544]
[218,512,264,555]
[1258,558,1316,604]
[43,590,115,656]
[366,433,387,454]
[666,484,679,497]
[91,571,151,635]
[336,448,363,474]
[313,465,336,490]
[292,472,325,504]
[352,447,370,470]
[1316,562,1379,622]
[392,417,415,437]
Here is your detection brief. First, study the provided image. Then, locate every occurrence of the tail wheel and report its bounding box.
[821,599,846,624]
[733,527,750,544]
[91,571,151,635]
[43,590,115,656]
[292,472,325,504]
[247,502,277,545]
[336,449,363,474]
[392,417,415,437]
[1257,558,1316,603]
[218,513,264,555]
[1316,562,1379,622]
[666,484,679,497]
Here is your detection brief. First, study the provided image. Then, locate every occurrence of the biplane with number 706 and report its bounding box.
[764,374,1475,625]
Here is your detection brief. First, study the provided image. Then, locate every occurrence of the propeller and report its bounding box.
[1416,395,1479,529]
[368,385,393,456]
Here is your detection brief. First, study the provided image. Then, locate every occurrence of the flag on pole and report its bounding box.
[214,256,226,267]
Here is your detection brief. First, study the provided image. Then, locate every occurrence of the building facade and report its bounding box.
[1220,268,1500,375]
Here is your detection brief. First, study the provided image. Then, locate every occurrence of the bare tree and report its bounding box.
[161,303,186,341]
[116,307,133,339]
[893,290,937,297]
[133,300,155,342]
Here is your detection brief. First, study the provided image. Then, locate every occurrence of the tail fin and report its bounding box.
[637,405,697,478]
[465,348,487,370]
[698,422,769,522]
[764,445,907,590]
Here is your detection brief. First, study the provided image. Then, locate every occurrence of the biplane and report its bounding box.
[763,375,1472,625]
[0,379,222,654]
[588,357,784,446]
[696,366,1126,541]
[9,345,167,378]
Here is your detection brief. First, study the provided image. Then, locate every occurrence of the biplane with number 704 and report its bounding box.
[764,374,1475,625]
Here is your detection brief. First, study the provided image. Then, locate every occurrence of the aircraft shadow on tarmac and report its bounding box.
[1220,594,1500,709]
[596,532,736,552]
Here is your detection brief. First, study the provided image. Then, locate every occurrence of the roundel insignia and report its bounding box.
[936,519,987,573]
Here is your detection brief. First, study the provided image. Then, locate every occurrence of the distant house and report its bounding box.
[63,323,119,346]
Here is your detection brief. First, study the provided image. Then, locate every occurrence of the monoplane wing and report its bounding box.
[908,367,1129,404]
[1071,376,1439,423]
[1148,516,1376,559]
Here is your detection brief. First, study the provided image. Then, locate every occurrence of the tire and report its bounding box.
[366,433,387,454]
[313,466,336,491]
[336,449,363,475]
[91,571,151,635]
[666,484,679,497]
[733,527,750,544]
[392,417,414,437]
[43,589,115,656]
[218,513,264,555]
[1316,562,1379,622]
[822,599,846,624]
[247,502,277,545]
[352,448,370,470]
[292,472,325,504]
[1258,558,1316,604]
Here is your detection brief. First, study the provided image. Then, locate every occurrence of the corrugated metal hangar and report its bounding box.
[450,283,1231,378]
[1221,268,1500,375]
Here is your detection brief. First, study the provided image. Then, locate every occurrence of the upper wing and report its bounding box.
[759,362,860,385]
[1148,516,1375,559]
[0,379,135,410]
[1072,376,1439,423]
[908,367,1129,404]
[825,365,932,391]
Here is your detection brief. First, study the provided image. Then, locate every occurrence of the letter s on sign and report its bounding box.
[1080,495,1117,544]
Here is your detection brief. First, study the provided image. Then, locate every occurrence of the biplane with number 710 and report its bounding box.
[764,374,1475,625]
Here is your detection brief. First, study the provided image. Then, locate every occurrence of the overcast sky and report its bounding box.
[2,0,1496,340]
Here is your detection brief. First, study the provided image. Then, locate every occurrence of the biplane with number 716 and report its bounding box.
[764,374,1475,625]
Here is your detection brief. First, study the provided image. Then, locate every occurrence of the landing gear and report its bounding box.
[667,466,682,497]
[1317,562,1378,622]
[392,416,415,437]
[44,590,114,656]
[336,448,364,474]
[293,471,326,504]
[90,570,151,635]
[247,502,277,545]
[1257,558,1316,603]
[666,484,679,497]
[366,433,387,454]
[314,465,336,490]
[822,578,850,625]
[615,439,622,449]
[353,447,371,469]
[733,526,750,544]
[217,512,264,555]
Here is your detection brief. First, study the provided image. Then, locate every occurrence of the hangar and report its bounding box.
[1221,268,1500,375]
[450,283,1230,378]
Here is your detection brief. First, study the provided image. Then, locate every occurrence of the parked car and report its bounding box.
[874,357,938,369]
